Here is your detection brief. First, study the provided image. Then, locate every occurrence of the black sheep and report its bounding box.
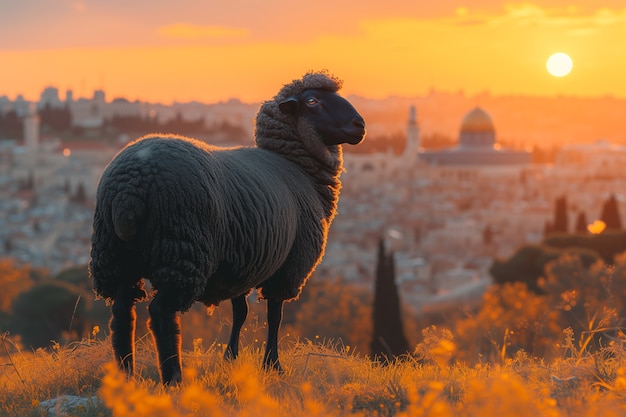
[89,71,366,385]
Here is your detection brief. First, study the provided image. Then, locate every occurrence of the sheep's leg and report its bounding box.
[263,298,284,373]
[148,291,182,385]
[224,293,248,361]
[110,285,138,377]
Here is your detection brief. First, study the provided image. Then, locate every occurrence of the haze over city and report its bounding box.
[2,0,626,103]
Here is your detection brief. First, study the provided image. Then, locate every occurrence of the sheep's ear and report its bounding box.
[278,96,299,115]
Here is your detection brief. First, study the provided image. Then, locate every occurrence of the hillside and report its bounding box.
[2,331,626,417]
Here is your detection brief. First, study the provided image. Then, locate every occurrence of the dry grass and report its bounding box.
[2,330,626,417]
[0,331,112,416]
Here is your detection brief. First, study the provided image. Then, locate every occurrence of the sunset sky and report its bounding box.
[1,1,625,103]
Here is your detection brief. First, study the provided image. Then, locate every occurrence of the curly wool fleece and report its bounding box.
[90,71,353,312]
[255,71,344,217]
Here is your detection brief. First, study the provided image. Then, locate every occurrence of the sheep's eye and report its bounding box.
[306,97,318,106]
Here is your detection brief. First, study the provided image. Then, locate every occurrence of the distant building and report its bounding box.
[343,105,532,190]
[14,95,29,117]
[343,105,420,188]
[0,95,10,111]
[0,141,14,175]
[23,103,39,152]
[419,107,531,166]
[65,89,74,105]
[107,97,146,119]
[405,105,420,162]
[555,140,626,178]
[70,90,106,130]
[39,86,63,109]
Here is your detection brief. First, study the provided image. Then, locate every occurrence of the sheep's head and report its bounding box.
[255,71,365,169]
[278,89,366,146]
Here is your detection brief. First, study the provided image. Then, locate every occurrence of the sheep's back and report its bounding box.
[95,135,320,305]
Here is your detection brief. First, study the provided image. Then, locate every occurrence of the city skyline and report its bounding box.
[4,82,626,148]
[1,1,626,103]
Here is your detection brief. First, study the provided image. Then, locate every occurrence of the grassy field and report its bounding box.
[3,328,626,417]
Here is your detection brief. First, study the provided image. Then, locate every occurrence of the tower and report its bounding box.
[403,105,420,162]
[65,89,74,105]
[23,102,40,153]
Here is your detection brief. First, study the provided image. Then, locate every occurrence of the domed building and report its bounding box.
[419,107,530,166]
[342,105,531,190]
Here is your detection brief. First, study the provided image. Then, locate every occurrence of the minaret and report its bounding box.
[403,105,420,162]
[23,102,40,153]
[65,89,74,105]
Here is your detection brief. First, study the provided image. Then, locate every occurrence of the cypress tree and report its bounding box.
[575,211,588,233]
[553,195,568,234]
[600,194,622,231]
[544,220,553,238]
[370,237,409,362]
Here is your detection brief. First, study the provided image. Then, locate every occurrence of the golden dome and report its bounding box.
[460,107,495,133]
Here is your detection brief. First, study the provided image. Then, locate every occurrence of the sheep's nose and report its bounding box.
[353,118,365,129]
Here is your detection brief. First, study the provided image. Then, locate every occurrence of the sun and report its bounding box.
[546,52,573,77]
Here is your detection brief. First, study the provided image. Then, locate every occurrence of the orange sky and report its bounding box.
[1,1,625,103]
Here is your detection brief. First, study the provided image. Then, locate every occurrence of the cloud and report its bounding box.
[158,23,249,40]
[359,4,626,41]
[493,3,626,30]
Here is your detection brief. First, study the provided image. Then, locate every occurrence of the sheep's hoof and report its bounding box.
[161,367,183,386]
[223,346,237,362]
[162,372,182,387]
[263,360,284,375]
[118,360,134,380]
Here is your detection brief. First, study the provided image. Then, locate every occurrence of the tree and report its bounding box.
[370,238,409,361]
[600,194,622,231]
[545,230,626,265]
[575,211,588,233]
[553,195,568,234]
[10,281,87,348]
[540,253,626,356]
[55,264,90,287]
[7,264,113,348]
[543,220,553,238]
[454,282,556,361]
[283,277,372,354]
[0,110,23,139]
[490,244,599,294]
[39,104,72,132]
[55,264,111,334]
[0,259,35,313]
